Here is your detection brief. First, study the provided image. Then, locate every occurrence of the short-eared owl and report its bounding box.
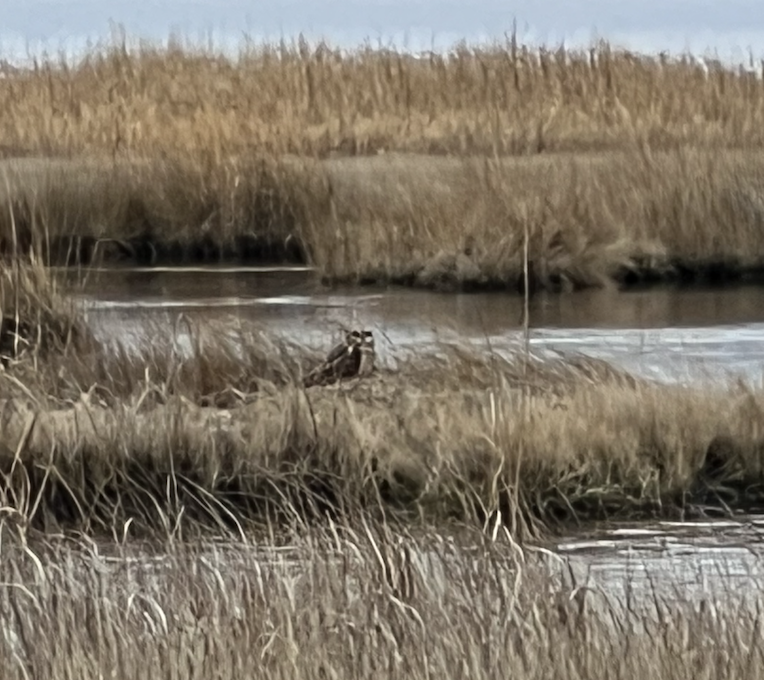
[304,329,376,387]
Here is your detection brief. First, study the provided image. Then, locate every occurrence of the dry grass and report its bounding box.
[0,259,91,361]
[1,39,764,286]
[0,525,762,679]
[308,148,764,290]
[3,148,764,289]
[3,36,764,159]
[0,297,760,536]
[0,155,313,265]
[0,262,760,538]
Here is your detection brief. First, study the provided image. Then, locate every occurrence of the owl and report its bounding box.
[304,329,376,387]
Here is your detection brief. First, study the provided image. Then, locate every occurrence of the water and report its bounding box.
[70,265,764,384]
[56,265,764,602]
[553,515,764,607]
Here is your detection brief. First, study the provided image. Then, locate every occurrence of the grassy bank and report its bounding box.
[0,265,762,539]
[2,39,764,288]
[4,149,764,290]
[6,352,763,538]
[0,527,762,679]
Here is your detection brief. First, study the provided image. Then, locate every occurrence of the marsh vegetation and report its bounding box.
[0,263,760,542]
[1,524,762,680]
[1,39,764,289]
[2,34,764,677]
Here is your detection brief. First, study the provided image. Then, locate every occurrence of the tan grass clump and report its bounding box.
[0,260,91,362]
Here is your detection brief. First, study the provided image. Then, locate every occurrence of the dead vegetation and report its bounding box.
[0,155,313,266]
[3,36,764,158]
[0,259,91,362]
[1,39,764,287]
[0,524,761,679]
[307,149,764,291]
[0,264,761,539]
[3,148,764,289]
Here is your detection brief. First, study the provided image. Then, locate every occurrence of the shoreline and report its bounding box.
[4,147,764,294]
[30,234,764,295]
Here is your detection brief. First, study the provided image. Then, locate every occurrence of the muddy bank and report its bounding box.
[341,255,764,294]
[39,235,764,292]
[40,234,764,292]
[40,232,307,267]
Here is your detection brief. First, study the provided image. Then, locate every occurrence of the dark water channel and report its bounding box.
[61,265,764,601]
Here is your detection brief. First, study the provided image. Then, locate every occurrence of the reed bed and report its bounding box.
[3,148,764,289]
[0,154,313,265]
[307,148,764,290]
[2,39,764,286]
[3,36,763,159]
[0,524,762,679]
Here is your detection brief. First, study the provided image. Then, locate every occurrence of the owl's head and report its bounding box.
[346,329,374,347]
[361,331,374,352]
[345,330,364,347]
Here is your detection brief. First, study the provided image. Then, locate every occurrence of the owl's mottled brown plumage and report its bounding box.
[304,330,376,387]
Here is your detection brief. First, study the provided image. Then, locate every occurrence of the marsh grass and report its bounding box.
[4,36,764,159]
[308,148,764,290]
[0,261,763,538]
[0,259,92,362]
[0,525,762,679]
[2,39,764,286]
[0,309,762,537]
[3,146,764,289]
[0,155,313,265]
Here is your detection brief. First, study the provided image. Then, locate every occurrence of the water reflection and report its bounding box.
[553,515,764,608]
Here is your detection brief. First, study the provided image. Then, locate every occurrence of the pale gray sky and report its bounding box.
[2,0,764,63]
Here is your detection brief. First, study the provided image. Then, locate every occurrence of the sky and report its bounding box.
[3,0,764,65]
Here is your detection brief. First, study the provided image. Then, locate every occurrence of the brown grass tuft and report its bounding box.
[0,260,92,362]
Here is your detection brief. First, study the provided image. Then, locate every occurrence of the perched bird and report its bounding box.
[304,329,376,387]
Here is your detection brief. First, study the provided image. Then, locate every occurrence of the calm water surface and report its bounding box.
[69,265,764,384]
